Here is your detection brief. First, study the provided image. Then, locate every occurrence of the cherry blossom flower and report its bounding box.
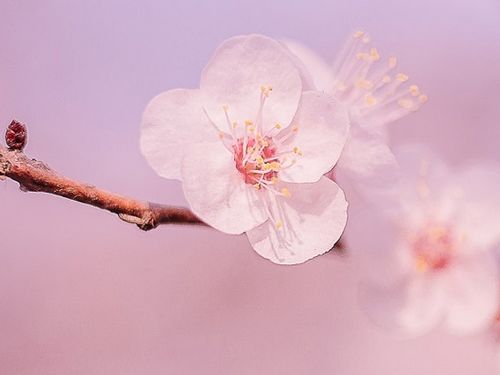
[140,34,350,264]
[284,31,427,196]
[345,146,500,336]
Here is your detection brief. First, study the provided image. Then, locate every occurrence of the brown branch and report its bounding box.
[0,120,205,230]
[0,120,344,254]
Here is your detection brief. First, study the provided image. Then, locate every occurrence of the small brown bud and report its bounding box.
[5,120,27,151]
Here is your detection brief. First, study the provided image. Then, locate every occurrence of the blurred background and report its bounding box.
[1,0,500,373]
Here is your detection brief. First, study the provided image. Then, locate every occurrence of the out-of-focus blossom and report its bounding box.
[491,310,500,369]
[140,34,350,264]
[345,146,500,336]
[284,31,427,196]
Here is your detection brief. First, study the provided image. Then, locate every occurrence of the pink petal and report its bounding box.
[140,89,217,181]
[443,252,499,335]
[181,141,267,234]
[335,123,399,195]
[200,34,302,134]
[246,177,347,265]
[281,38,334,92]
[279,91,350,183]
[344,202,413,285]
[377,145,453,224]
[452,163,500,250]
[359,273,446,337]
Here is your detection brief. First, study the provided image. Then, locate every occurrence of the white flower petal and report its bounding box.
[140,89,217,181]
[335,123,399,193]
[246,177,347,265]
[281,38,334,92]
[200,34,302,134]
[279,91,350,183]
[344,204,413,286]
[443,252,499,335]
[181,141,267,234]
[359,273,446,337]
[452,163,500,250]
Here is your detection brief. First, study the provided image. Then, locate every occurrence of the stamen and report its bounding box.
[409,85,420,96]
[280,187,291,198]
[353,30,364,38]
[388,56,397,69]
[398,98,414,110]
[412,224,455,272]
[396,73,409,82]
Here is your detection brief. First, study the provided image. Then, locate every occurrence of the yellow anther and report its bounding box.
[232,121,238,129]
[388,56,397,69]
[398,99,413,109]
[270,161,281,171]
[370,48,380,61]
[396,73,409,82]
[353,30,364,38]
[415,256,428,273]
[292,146,303,156]
[418,94,428,103]
[275,123,282,130]
[362,36,371,44]
[253,183,261,190]
[280,187,291,198]
[270,177,278,185]
[222,104,229,111]
[247,126,255,132]
[382,75,391,83]
[260,85,272,97]
[256,156,264,165]
[365,94,377,106]
[245,120,253,126]
[275,220,283,230]
[292,126,299,133]
[409,85,420,96]
[356,78,374,90]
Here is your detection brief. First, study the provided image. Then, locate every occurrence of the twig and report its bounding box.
[0,120,205,230]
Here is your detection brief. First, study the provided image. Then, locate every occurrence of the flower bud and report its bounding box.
[5,119,27,151]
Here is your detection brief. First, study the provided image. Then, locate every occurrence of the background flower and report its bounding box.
[346,146,500,337]
[284,32,427,202]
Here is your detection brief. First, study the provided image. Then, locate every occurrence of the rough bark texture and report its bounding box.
[0,144,205,230]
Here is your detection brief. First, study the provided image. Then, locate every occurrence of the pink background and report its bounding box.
[1,0,500,373]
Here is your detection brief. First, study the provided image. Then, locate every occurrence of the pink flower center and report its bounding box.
[232,136,279,185]
[412,225,455,272]
[218,86,302,200]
